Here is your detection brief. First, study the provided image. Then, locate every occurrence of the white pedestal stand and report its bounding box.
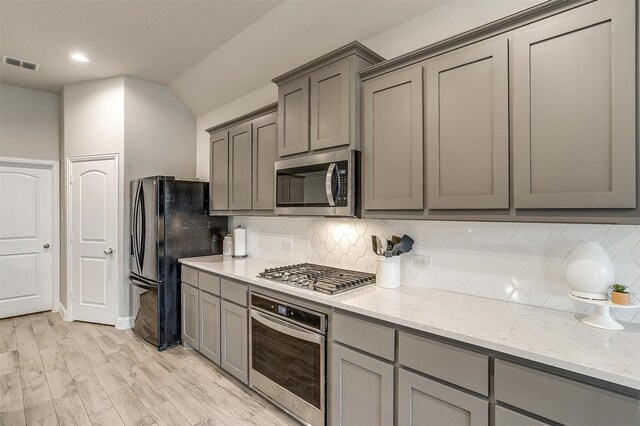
[568,294,640,330]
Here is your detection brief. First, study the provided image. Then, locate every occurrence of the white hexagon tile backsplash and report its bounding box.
[231,217,640,324]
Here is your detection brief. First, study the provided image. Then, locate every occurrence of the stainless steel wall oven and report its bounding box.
[250,293,327,426]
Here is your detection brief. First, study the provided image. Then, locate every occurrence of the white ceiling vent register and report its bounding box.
[2,54,40,71]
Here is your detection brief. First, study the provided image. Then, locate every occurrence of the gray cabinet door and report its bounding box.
[495,406,551,426]
[220,300,248,384]
[330,343,393,426]
[199,290,220,365]
[278,77,309,157]
[513,0,635,209]
[310,58,350,151]
[228,122,252,210]
[363,66,424,210]
[252,112,278,210]
[398,368,488,426]
[209,130,229,211]
[181,283,198,349]
[426,36,509,209]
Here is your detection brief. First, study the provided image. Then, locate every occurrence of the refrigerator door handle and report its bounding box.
[138,183,146,270]
[132,181,142,272]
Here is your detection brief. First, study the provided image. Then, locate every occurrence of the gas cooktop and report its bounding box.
[258,263,376,295]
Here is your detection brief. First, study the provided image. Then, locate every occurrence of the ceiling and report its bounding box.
[0,0,281,93]
[0,0,446,115]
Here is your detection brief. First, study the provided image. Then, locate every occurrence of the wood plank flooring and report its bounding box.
[0,311,298,425]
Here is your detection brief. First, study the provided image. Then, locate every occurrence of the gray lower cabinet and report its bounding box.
[229,122,253,211]
[398,368,488,426]
[278,77,310,157]
[220,299,248,384]
[494,406,551,426]
[330,343,394,426]
[513,0,636,209]
[199,290,220,364]
[426,35,509,210]
[362,65,424,211]
[252,112,278,210]
[181,282,198,348]
[494,359,640,426]
[209,130,229,211]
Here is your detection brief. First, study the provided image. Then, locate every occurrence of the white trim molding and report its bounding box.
[57,301,70,322]
[116,316,133,330]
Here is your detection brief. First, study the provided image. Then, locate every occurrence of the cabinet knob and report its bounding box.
[104,248,114,255]
[43,243,50,249]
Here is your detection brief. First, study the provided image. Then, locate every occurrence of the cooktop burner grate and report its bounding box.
[258,263,376,295]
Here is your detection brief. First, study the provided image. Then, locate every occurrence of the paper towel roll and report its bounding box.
[233,226,247,257]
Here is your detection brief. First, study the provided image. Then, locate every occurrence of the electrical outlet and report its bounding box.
[414,255,431,267]
[282,241,293,252]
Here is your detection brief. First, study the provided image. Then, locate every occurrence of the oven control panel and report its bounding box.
[251,294,325,333]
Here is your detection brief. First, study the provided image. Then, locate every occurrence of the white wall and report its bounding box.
[123,76,197,313]
[0,83,61,161]
[61,77,125,312]
[194,0,544,180]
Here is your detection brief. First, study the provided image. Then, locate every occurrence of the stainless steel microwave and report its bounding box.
[274,149,359,217]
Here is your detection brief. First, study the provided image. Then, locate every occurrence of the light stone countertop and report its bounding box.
[179,255,640,392]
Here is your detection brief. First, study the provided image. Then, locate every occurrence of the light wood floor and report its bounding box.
[0,311,299,426]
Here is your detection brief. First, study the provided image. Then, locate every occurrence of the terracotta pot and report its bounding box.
[611,291,631,305]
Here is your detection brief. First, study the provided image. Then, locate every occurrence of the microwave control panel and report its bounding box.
[336,161,348,206]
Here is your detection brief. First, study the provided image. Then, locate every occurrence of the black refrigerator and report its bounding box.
[129,176,227,350]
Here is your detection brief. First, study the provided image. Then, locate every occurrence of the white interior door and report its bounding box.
[70,156,117,325]
[0,161,53,318]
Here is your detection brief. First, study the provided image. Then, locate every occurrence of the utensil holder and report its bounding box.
[376,256,401,289]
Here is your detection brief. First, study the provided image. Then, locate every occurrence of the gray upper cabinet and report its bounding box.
[252,112,278,210]
[363,66,424,210]
[220,299,248,384]
[209,130,229,212]
[181,283,198,349]
[513,0,636,209]
[331,343,394,426]
[229,122,252,210]
[199,290,220,364]
[206,104,277,214]
[310,58,351,151]
[273,42,384,158]
[426,36,509,210]
[278,78,310,157]
[398,368,488,426]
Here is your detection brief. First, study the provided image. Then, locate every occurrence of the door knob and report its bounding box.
[104,248,114,255]
[43,243,50,249]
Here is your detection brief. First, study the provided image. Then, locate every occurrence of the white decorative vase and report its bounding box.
[565,241,613,300]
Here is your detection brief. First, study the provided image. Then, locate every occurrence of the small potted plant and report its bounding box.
[610,284,631,305]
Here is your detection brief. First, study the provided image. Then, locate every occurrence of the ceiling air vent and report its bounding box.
[2,55,40,71]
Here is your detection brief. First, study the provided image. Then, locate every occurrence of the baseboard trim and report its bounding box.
[57,302,69,321]
[116,316,134,330]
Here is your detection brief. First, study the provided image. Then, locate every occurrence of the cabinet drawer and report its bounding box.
[495,406,550,426]
[181,266,198,287]
[398,331,488,396]
[220,278,248,307]
[198,272,220,296]
[494,359,640,426]
[332,312,395,361]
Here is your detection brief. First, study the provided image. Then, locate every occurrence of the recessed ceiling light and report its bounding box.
[69,53,89,63]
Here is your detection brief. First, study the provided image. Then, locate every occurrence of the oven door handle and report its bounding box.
[251,310,323,344]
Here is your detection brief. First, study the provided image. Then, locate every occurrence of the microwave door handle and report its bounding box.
[251,310,322,344]
[325,163,337,207]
